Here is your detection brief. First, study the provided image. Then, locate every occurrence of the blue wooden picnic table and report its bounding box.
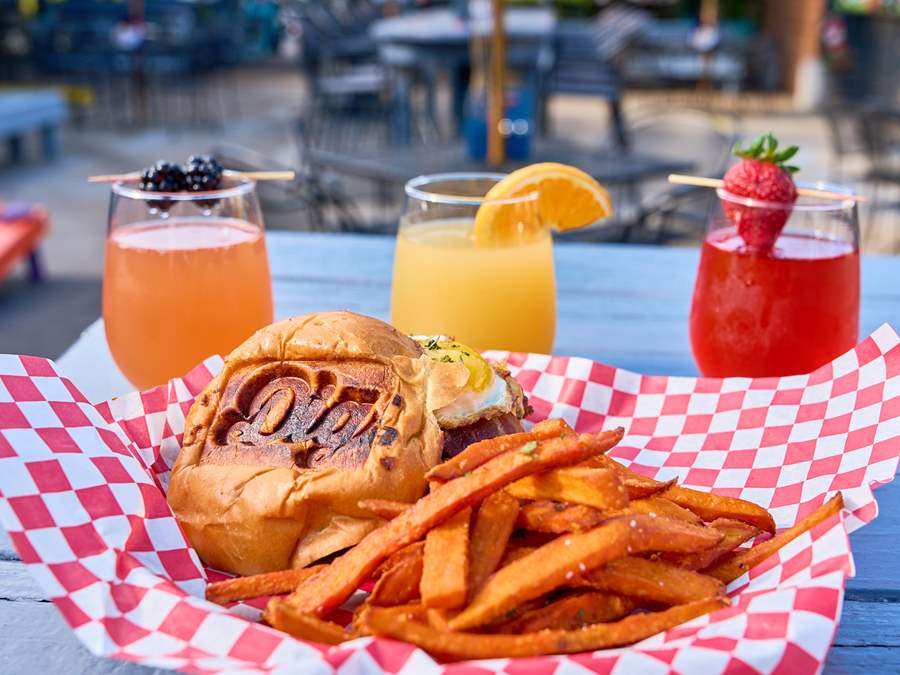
[3,231,900,673]
[0,90,67,163]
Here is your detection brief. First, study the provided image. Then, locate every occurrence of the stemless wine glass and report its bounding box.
[103,174,274,389]
[390,173,556,353]
[689,182,860,377]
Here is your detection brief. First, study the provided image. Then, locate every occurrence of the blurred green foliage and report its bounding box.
[835,0,900,15]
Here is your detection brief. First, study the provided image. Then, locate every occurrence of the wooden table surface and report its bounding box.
[5,231,900,674]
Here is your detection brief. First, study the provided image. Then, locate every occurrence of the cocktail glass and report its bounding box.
[390,173,555,353]
[103,174,274,389]
[690,183,860,377]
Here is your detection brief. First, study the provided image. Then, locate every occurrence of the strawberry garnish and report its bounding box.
[721,133,799,251]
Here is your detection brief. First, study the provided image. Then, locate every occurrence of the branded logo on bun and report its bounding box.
[167,311,527,576]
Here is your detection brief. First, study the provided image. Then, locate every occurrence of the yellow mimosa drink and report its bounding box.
[391,167,611,355]
[103,218,273,389]
[391,218,556,353]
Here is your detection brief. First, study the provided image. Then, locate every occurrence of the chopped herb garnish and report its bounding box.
[518,441,539,459]
[424,337,440,351]
[440,355,454,363]
[504,607,519,619]
[553,502,567,512]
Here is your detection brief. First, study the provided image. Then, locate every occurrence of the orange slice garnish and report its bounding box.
[473,162,614,246]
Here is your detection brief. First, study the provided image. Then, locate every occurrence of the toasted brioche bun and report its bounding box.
[167,311,445,575]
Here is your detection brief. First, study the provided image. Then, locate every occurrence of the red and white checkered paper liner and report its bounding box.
[2,325,900,674]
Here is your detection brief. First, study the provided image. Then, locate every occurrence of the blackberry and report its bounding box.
[139,161,187,193]
[185,155,223,192]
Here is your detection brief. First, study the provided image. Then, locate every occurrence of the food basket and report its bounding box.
[1,325,900,674]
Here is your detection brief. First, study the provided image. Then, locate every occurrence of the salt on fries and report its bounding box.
[272,428,625,618]
[204,421,844,660]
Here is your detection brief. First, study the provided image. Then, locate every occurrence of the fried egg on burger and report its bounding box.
[415,337,529,458]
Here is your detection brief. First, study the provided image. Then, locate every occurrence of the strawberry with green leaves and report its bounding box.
[722,133,799,251]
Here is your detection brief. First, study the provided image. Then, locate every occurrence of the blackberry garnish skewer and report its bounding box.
[134,156,230,212]
[139,161,187,193]
[185,155,224,211]
[139,161,187,212]
[185,155,224,192]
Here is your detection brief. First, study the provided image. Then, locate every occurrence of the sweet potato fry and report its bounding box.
[468,491,520,598]
[372,541,424,581]
[370,542,425,606]
[590,456,673,498]
[264,601,352,645]
[705,493,844,583]
[516,501,605,533]
[593,457,774,532]
[421,508,471,609]
[662,485,776,533]
[363,599,727,659]
[425,608,453,632]
[351,599,373,636]
[584,557,725,605]
[616,495,702,525]
[663,518,759,570]
[277,428,625,617]
[426,418,574,482]
[358,498,409,520]
[505,466,629,511]
[499,591,636,633]
[449,514,722,630]
[623,477,677,498]
[205,565,326,605]
[500,545,537,568]
[355,601,423,636]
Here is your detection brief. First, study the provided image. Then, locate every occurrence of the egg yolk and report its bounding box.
[416,338,493,392]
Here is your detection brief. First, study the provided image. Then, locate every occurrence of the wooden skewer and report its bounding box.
[87,171,295,184]
[668,174,867,203]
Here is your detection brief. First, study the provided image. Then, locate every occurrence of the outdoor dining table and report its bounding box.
[370,6,555,141]
[308,139,692,238]
[3,231,900,673]
[309,138,689,189]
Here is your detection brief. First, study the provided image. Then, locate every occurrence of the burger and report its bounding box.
[167,311,527,575]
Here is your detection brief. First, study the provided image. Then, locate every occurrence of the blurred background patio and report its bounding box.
[1,0,899,357]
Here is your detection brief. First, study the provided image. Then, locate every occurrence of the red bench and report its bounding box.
[0,202,47,283]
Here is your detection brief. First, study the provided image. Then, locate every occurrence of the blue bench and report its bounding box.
[0,90,67,163]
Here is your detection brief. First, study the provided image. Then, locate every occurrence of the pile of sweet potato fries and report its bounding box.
[205,420,844,660]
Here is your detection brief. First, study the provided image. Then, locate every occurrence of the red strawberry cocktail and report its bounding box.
[689,134,860,377]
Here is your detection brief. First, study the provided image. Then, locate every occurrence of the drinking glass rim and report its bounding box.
[405,172,540,206]
[111,170,255,201]
[717,181,857,212]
